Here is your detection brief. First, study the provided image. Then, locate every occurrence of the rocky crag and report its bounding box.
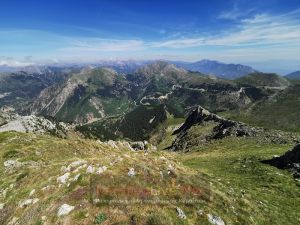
[169,106,299,151]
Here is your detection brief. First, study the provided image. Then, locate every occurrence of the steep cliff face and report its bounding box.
[30,79,82,117]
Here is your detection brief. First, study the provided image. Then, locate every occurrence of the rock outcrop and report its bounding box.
[169,106,258,151]
[0,113,68,137]
[168,106,297,152]
[173,106,256,138]
[262,144,300,178]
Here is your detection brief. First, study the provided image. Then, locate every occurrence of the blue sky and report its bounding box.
[0,0,300,73]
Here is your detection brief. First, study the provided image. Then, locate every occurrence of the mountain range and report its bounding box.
[286,70,300,80]
[0,59,258,80]
[173,59,258,79]
[1,60,297,136]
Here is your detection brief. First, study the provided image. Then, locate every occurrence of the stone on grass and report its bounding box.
[197,209,204,216]
[29,189,36,197]
[4,160,22,169]
[57,172,70,184]
[18,198,39,208]
[86,165,94,173]
[176,207,186,219]
[72,173,81,181]
[57,204,75,217]
[96,166,107,174]
[107,140,118,149]
[0,203,5,210]
[67,160,87,171]
[207,214,225,225]
[128,168,135,177]
[41,216,47,221]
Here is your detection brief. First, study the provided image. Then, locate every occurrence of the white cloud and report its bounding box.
[60,39,145,53]
[0,57,35,67]
[152,10,300,50]
[217,3,254,20]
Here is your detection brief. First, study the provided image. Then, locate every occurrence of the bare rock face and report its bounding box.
[169,106,258,151]
[262,144,300,178]
[30,79,81,116]
[0,114,68,136]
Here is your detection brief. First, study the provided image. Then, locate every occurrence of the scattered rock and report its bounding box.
[57,204,75,217]
[61,165,70,173]
[29,189,36,197]
[73,164,87,173]
[96,166,107,174]
[4,160,22,169]
[41,185,55,191]
[131,141,145,150]
[107,140,118,149]
[123,141,135,151]
[128,168,135,177]
[176,207,186,219]
[67,160,87,170]
[197,209,204,216]
[86,165,95,174]
[207,214,225,225]
[18,198,39,208]
[41,216,47,221]
[72,173,81,181]
[57,172,70,184]
[0,203,5,210]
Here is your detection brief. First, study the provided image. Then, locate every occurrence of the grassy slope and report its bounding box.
[78,105,169,142]
[235,73,290,88]
[0,131,211,225]
[180,137,300,225]
[1,119,300,225]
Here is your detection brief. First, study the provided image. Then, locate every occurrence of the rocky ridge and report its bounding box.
[169,106,299,151]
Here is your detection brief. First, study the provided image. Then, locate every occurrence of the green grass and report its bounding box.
[1,130,299,225]
[180,137,300,225]
[94,213,107,224]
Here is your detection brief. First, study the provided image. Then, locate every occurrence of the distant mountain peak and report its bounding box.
[172,59,257,79]
[285,70,300,80]
[136,60,187,77]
